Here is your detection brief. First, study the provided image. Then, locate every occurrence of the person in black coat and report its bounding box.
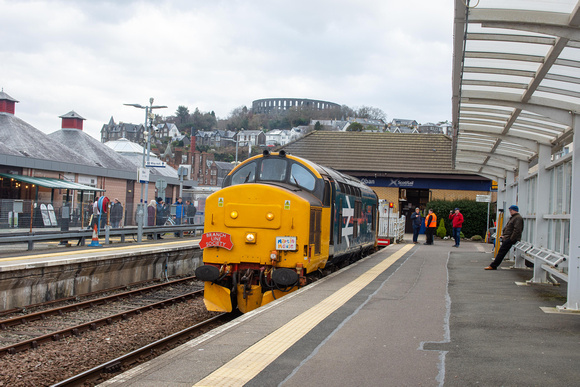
[410,207,422,244]
[156,197,168,226]
[110,198,123,228]
[185,200,197,224]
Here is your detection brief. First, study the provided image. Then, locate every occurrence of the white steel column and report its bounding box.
[517,160,529,216]
[495,177,506,233]
[505,170,515,212]
[535,144,551,249]
[528,145,552,283]
[561,115,580,311]
[505,170,516,262]
[515,160,529,268]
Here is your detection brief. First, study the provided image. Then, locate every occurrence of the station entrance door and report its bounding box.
[400,188,430,233]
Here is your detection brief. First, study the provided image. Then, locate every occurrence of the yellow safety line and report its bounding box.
[194,244,414,387]
[0,240,198,262]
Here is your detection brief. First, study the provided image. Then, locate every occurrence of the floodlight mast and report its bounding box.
[123,98,167,242]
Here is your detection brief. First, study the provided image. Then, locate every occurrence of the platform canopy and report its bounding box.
[452,0,580,178]
[0,173,105,191]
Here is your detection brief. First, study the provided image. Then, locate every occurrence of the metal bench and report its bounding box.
[515,244,568,284]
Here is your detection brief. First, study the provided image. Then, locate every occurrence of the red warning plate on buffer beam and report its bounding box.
[200,232,234,250]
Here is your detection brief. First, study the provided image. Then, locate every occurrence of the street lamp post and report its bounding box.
[223,128,241,164]
[223,137,239,164]
[124,98,167,242]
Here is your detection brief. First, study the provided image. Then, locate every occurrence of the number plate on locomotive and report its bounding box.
[276,236,297,251]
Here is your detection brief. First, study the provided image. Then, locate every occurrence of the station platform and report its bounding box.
[100,239,580,386]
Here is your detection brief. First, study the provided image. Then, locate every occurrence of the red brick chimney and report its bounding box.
[59,110,85,130]
[189,134,196,164]
[0,89,18,114]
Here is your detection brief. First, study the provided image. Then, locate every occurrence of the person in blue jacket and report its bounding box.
[174,197,185,225]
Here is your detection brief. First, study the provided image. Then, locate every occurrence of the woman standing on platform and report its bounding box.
[147,200,157,226]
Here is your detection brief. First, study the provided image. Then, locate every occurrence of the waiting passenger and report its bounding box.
[485,205,523,270]
[411,207,422,244]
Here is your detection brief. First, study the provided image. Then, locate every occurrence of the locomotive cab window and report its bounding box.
[229,161,256,185]
[260,158,287,182]
[290,163,316,191]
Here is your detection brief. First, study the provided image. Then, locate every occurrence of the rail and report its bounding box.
[513,241,568,283]
[0,224,204,251]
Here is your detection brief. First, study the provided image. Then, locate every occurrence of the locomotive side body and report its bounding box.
[196,151,377,313]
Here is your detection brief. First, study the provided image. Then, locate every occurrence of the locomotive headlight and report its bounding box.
[245,232,257,243]
[266,212,275,221]
[230,210,239,219]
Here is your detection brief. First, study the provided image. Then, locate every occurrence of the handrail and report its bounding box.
[0,224,204,251]
[513,242,568,283]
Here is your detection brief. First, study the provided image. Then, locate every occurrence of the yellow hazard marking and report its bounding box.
[284,200,291,210]
[218,198,224,207]
[194,243,414,387]
[0,240,198,262]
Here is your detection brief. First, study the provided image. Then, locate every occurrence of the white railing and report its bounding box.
[378,215,406,243]
[512,241,568,284]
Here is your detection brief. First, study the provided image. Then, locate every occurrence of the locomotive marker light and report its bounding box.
[230,210,238,219]
[245,232,257,243]
[266,212,275,221]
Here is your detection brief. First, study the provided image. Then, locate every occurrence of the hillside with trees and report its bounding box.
[170,103,387,133]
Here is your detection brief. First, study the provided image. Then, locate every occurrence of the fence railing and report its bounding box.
[0,199,105,230]
[0,224,204,251]
[513,241,568,285]
[378,215,406,243]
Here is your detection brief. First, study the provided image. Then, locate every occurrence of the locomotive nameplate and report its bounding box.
[276,236,297,251]
[199,232,234,250]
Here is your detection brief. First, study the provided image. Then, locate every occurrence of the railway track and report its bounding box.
[52,313,231,387]
[0,276,202,357]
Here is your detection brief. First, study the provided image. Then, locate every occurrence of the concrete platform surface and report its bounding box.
[99,240,579,386]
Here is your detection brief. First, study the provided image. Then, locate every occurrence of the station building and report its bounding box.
[280,131,493,232]
[0,90,189,228]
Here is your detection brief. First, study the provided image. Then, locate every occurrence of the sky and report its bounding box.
[1,0,454,141]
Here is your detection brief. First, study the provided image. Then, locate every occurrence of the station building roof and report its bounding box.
[0,113,89,165]
[0,172,105,191]
[279,131,461,176]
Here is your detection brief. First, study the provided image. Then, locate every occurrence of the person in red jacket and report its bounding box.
[449,208,464,247]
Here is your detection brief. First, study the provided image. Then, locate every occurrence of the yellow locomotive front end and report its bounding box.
[196,151,330,313]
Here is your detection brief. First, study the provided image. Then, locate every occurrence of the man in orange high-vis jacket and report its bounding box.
[424,209,437,245]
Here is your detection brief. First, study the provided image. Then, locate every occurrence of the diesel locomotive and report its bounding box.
[195,150,378,313]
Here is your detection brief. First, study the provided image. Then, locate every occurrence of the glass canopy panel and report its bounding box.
[452,0,578,176]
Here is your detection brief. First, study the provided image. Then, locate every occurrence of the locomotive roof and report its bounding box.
[255,152,373,193]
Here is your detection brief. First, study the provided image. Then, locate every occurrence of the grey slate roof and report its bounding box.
[48,129,133,171]
[0,113,89,164]
[0,90,19,102]
[58,110,86,120]
[104,138,179,179]
[279,131,456,174]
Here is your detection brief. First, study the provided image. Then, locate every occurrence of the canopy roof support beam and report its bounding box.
[564,115,580,310]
